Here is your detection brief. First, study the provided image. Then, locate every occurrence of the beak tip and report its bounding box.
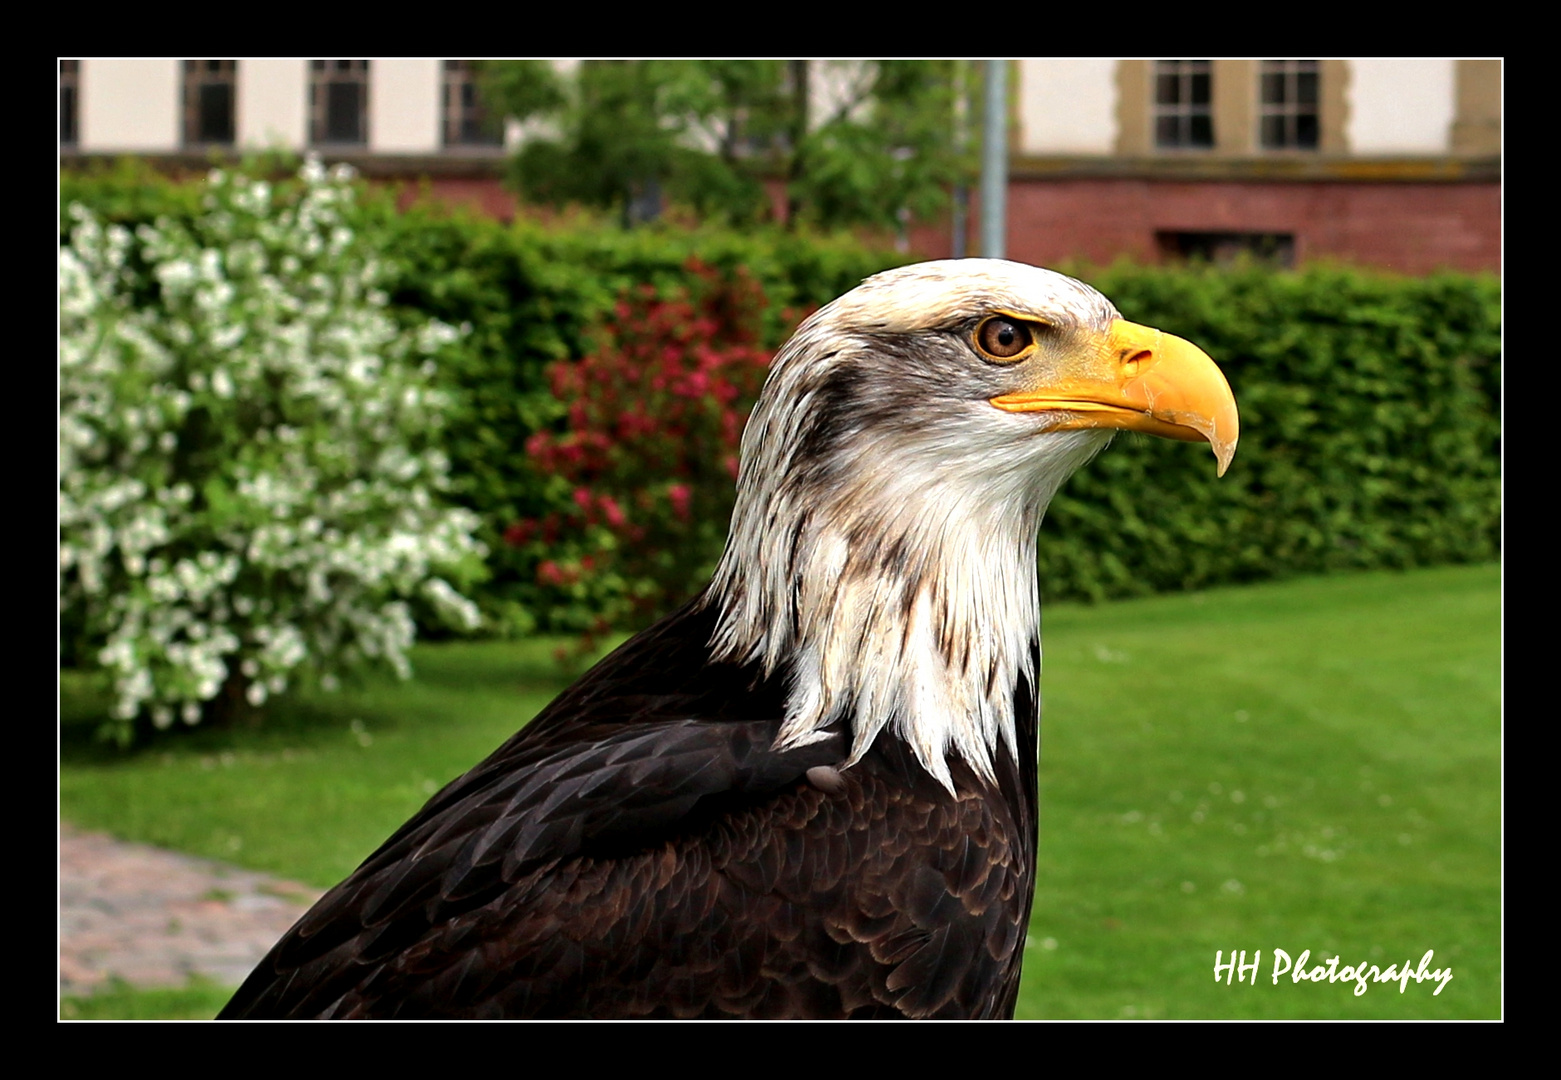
[1213,438,1237,477]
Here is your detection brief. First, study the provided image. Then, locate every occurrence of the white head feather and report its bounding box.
[705,260,1121,792]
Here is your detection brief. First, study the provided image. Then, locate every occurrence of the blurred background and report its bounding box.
[59,58,1500,1020]
[62,59,1498,271]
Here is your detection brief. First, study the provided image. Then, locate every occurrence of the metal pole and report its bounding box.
[980,58,1008,260]
[951,59,970,259]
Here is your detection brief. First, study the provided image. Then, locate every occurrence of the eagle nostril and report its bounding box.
[1122,349,1153,377]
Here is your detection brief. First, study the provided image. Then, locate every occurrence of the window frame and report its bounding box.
[1153,59,1215,151]
[183,59,238,148]
[61,59,80,146]
[1258,59,1321,151]
[441,59,503,149]
[310,59,370,147]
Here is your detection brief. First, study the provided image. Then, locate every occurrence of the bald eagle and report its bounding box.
[220,260,1237,1020]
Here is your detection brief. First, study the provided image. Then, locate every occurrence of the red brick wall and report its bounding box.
[913,178,1500,276]
[394,177,519,222]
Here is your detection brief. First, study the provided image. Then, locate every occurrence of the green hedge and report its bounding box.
[1040,263,1501,600]
[62,163,1500,629]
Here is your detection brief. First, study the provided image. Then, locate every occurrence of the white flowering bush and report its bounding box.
[60,158,485,739]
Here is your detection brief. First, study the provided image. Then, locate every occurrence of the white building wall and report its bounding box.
[1346,58,1456,153]
[237,58,308,150]
[371,58,442,153]
[1017,58,1117,154]
[79,59,179,152]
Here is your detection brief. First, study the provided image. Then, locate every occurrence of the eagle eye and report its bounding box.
[975,317,1036,362]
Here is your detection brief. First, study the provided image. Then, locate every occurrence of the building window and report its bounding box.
[443,60,503,147]
[1158,231,1296,269]
[1259,59,1319,150]
[183,60,237,146]
[1154,60,1213,149]
[311,60,369,146]
[61,60,79,145]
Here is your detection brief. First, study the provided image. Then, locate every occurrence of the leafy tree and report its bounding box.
[478,59,978,231]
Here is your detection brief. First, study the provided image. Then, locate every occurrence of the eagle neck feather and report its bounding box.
[704,319,1111,794]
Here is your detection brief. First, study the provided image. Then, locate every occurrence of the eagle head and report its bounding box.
[705,259,1238,792]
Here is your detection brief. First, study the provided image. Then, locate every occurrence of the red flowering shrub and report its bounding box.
[508,259,786,648]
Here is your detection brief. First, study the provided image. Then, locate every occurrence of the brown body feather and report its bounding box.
[220,597,1039,1019]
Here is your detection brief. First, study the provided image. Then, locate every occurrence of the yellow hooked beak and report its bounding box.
[990,319,1239,476]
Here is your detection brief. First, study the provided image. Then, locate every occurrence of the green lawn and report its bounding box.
[60,564,1500,1019]
[59,980,236,1021]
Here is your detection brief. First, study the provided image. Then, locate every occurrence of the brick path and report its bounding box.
[59,822,323,997]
